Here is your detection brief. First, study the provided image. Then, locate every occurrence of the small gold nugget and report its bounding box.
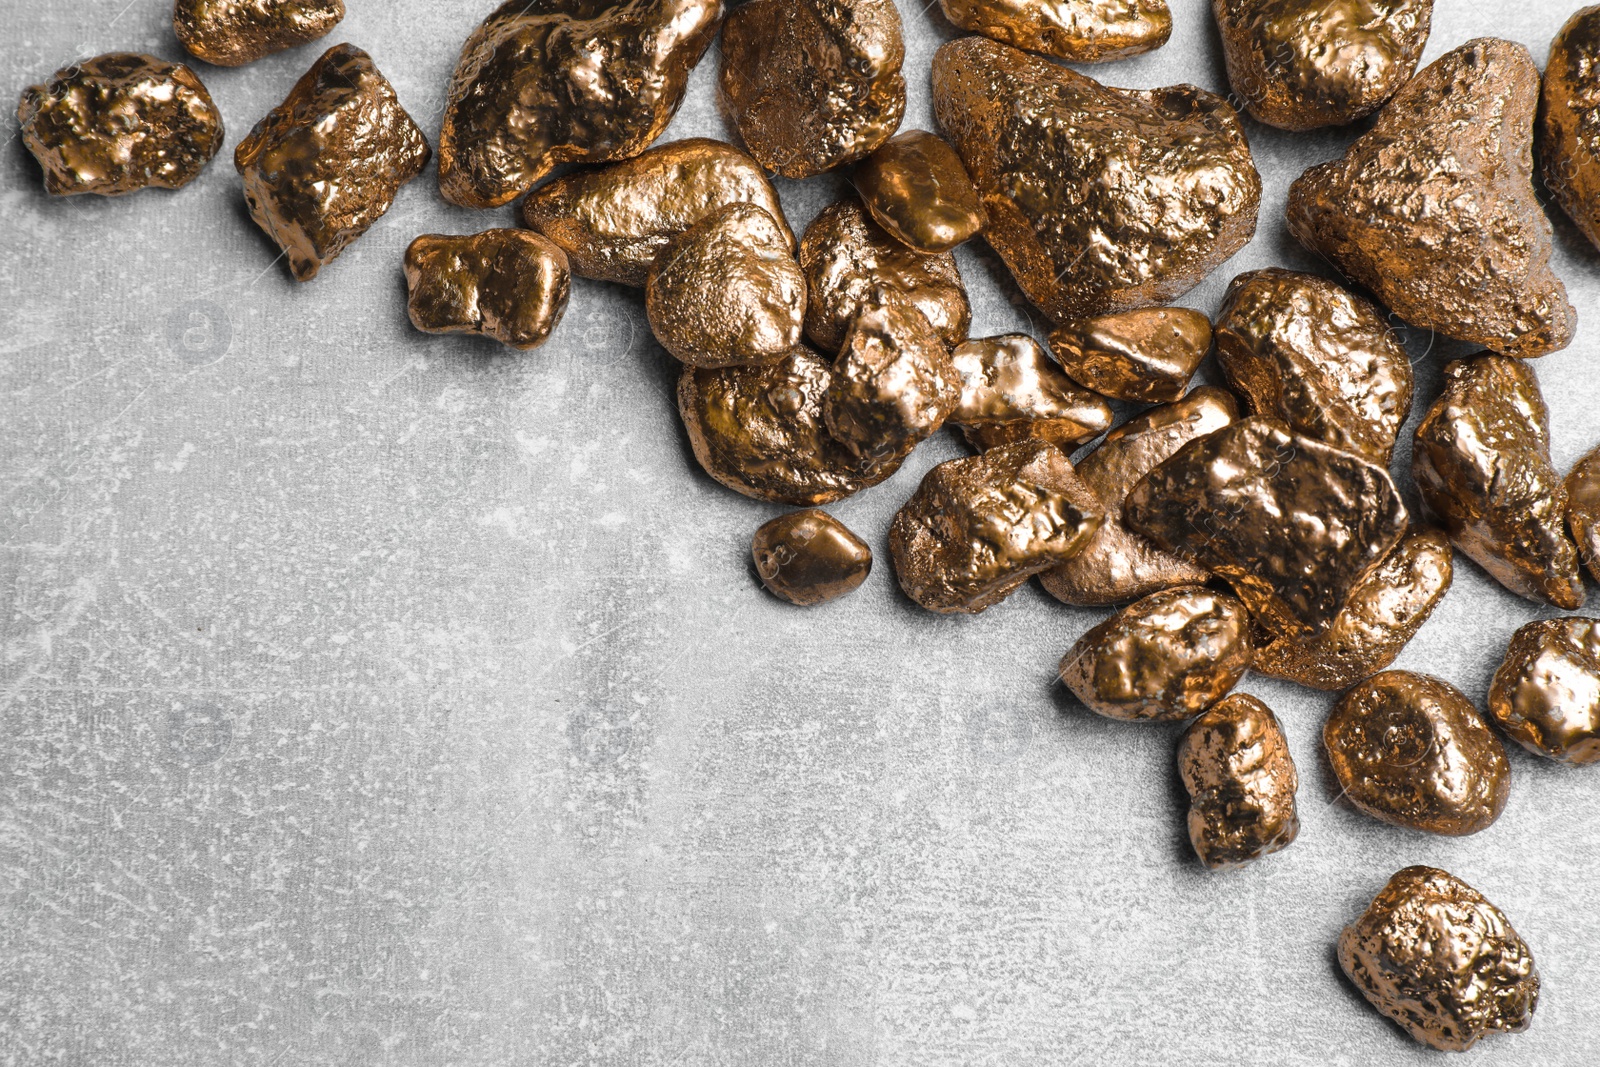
[404,231,570,351]
[174,0,344,67]
[1177,694,1299,869]
[1287,38,1575,359]
[1540,7,1600,252]
[752,510,873,607]
[1488,619,1600,765]
[1566,443,1600,583]
[1325,671,1509,837]
[1061,586,1252,723]
[939,0,1171,63]
[1049,307,1212,404]
[18,53,223,197]
[1340,866,1538,1052]
[851,130,983,254]
[948,334,1112,452]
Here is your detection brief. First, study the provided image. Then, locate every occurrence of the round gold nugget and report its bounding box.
[1176,694,1299,869]
[1488,619,1600,764]
[752,510,873,607]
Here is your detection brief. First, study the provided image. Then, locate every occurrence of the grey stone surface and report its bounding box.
[2,1,1597,1064]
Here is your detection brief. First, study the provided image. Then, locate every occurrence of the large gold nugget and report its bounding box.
[1253,528,1451,692]
[174,1,344,67]
[236,44,429,282]
[890,441,1102,614]
[1213,1,1433,131]
[939,0,1171,62]
[1061,586,1252,722]
[799,199,970,353]
[1325,672,1509,836]
[1176,694,1298,869]
[1124,416,1407,638]
[949,334,1112,452]
[1287,39,1575,359]
[1541,8,1600,252]
[1214,269,1413,465]
[404,230,570,351]
[1488,619,1600,765]
[521,138,791,288]
[437,0,723,208]
[752,509,873,607]
[932,37,1260,323]
[850,130,983,254]
[17,53,223,197]
[719,0,905,179]
[1412,355,1584,610]
[1040,387,1236,607]
[1048,307,1212,404]
[824,293,960,464]
[1566,443,1600,583]
[1339,866,1538,1052]
[646,204,804,368]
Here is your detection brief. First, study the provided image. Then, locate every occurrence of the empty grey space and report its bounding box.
[2,1,1596,1064]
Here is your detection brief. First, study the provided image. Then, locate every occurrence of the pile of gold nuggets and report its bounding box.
[20,0,1600,1053]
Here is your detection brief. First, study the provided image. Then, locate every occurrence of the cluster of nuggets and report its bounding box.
[19,0,1600,1053]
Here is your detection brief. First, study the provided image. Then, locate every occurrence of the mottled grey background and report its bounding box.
[2,1,1597,1064]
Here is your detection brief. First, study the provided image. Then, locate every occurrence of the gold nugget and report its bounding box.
[1049,308,1212,404]
[948,334,1113,452]
[1177,694,1299,869]
[1488,619,1600,765]
[1541,7,1600,252]
[939,0,1171,62]
[174,0,344,67]
[404,230,570,351]
[850,130,983,254]
[1566,443,1600,583]
[752,510,873,607]
[824,293,960,465]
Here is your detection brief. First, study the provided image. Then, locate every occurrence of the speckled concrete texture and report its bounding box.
[3,2,1598,1064]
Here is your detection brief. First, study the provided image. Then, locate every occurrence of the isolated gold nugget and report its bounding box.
[1325,672,1509,836]
[939,0,1171,62]
[824,293,960,464]
[1413,355,1584,610]
[1488,619,1600,765]
[1041,388,1235,607]
[1340,866,1538,1052]
[174,0,344,67]
[404,230,570,351]
[1253,529,1452,692]
[1124,417,1407,638]
[948,334,1112,452]
[1542,7,1600,252]
[933,36,1259,322]
[1287,38,1575,358]
[1214,269,1413,465]
[18,53,223,196]
[752,510,873,606]
[1213,0,1433,130]
[437,0,722,208]
[522,138,791,288]
[890,441,1102,614]
[720,0,905,178]
[646,204,804,368]
[1566,443,1600,583]
[1177,694,1299,869]
[1049,308,1212,403]
[1061,586,1252,722]
[851,130,983,254]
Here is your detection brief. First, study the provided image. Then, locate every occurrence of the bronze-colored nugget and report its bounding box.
[1541,7,1600,252]
[1212,0,1433,131]
[932,36,1260,323]
[752,509,873,606]
[437,0,723,208]
[1214,269,1414,465]
[1287,38,1576,359]
[939,0,1171,62]
[1325,671,1510,836]
[1041,387,1237,607]
[1124,416,1408,638]
[890,441,1102,614]
[236,44,429,282]
[521,138,791,288]
[799,199,970,353]
[1177,694,1299,868]
[824,293,960,464]
[851,130,983,254]
[404,230,570,351]
[1412,354,1584,610]
[1488,619,1600,765]
[1061,586,1252,722]
[17,53,223,197]
[1253,528,1452,692]
[949,334,1113,452]
[720,0,905,178]
[646,204,805,368]
[1340,866,1538,1052]
[1049,308,1212,404]
[1566,443,1600,582]
[174,0,344,67]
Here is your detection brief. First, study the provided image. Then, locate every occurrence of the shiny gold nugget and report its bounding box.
[1177,694,1298,869]
[404,230,570,351]
[174,0,344,67]
[752,509,873,607]
[1488,619,1600,765]
[949,334,1112,452]
[1325,671,1509,837]
[824,293,960,464]
[1340,866,1538,1052]
[851,130,983,254]
[1566,443,1600,583]
[939,0,1171,62]
[1540,7,1600,253]
[1049,307,1212,404]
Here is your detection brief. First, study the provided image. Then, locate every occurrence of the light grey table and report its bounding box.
[3,2,1597,1064]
